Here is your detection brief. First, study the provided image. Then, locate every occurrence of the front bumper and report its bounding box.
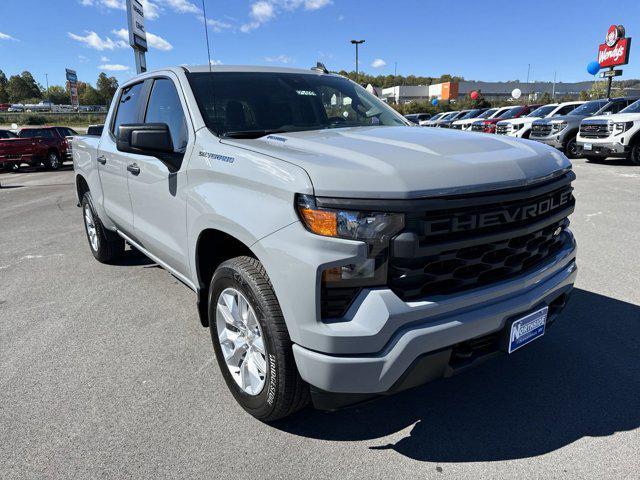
[575,140,628,158]
[530,134,565,149]
[293,239,576,395]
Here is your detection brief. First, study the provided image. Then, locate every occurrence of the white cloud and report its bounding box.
[101,0,125,10]
[371,58,387,69]
[210,59,223,65]
[206,18,233,33]
[99,63,130,71]
[68,31,127,50]
[141,0,161,19]
[79,0,94,5]
[240,0,330,33]
[78,55,89,63]
[265,54,293,64]
[100,55,110,62]
[163,0,199,14]
[304,0,331,10]
[337,14,344,21]
[0,32,18,41]
[112,28,173,51]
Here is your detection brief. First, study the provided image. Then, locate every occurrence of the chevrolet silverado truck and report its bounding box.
[0,126,76,171]
[73,65,577,421]
[496,102,583,138]
[576,98,640,164]
[530,97,638,158]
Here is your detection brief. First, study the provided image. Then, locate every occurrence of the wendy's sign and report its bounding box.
[598,25,631,68]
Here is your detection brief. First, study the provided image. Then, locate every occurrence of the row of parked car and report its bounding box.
[406,96,640,165]
[0,126,79,171]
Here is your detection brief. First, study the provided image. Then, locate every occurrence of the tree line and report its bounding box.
[0,70,119,106]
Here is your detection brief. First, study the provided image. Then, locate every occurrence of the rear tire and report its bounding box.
[45,151,61,170]
[208,256,309,422]
[81,191,124,263]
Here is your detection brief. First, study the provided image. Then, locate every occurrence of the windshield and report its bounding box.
[187,72,408,137]
[440,112,458,121]
[459,109,482,119]
[569,100,607,116]
[478,108,497,119]
[621,99,640,113]
[429,113,444,122]
[527,105,556,118]
[498,106,523,119]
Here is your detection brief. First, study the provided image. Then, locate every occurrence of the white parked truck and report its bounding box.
[73,65,577,421]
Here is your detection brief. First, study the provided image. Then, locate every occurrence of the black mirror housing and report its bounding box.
[116,123,182,171]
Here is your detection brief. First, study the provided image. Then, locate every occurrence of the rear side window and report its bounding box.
[0,130,17,138]
[19,129,54,138]
[112,82,145,135]
[144,78,189,152]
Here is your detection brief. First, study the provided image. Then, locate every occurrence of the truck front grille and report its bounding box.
[471,124,485,132]
[496,125,509,135]
[580,123,609,139]
[531,124,552,137]
[388,173,575,301]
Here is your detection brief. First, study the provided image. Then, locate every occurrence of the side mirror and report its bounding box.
[117,123,182,171]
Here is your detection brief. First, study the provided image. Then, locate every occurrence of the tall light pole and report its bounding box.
[350,39,365,84]
[44,73,49,106]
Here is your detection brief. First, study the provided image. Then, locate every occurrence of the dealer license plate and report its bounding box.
[584,143,593,151]
[508,307,548,353]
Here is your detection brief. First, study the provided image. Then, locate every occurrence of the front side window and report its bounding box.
[144,78,189,152]
[112,82,145,135]
[556,104,579,115]
[187,72,408,137]
[479,108,497,119]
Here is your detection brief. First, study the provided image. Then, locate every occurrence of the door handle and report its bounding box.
[127,163,141,175]
[97,155,107,165]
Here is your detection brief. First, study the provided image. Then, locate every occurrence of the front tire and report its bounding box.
[81,192,125,263]
[564,136,579,159]
[208,256,309,422]
[628,143,640,165]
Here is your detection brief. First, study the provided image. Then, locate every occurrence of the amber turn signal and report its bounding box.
[298,207,337,237]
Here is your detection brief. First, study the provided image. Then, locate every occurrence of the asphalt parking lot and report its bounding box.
[1,160,639,479]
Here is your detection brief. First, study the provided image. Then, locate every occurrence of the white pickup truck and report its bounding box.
[576,98,640,164]
[73,65,577,421]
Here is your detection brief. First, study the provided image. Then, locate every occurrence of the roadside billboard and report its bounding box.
[66,68,79,109]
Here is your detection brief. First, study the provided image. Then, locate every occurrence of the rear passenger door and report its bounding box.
[127,75,192,277]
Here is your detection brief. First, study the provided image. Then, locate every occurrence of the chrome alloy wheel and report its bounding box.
[83,204,98,252]
[215,288,267,395]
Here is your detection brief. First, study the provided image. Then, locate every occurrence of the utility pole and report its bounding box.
[44,73,49,106]
[552,71,556,100]
[350,39,365,84]
[394,61,397,77]
[526,63,531,100]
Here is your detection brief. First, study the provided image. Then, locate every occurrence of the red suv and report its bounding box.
[0,126,78,171]
[471,105,542,134]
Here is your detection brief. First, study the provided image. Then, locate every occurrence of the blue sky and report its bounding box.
[0,0,638,88]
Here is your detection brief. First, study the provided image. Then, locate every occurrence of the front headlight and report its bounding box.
[296,194,405,245]
[612,121,633,135]
[551,121,567,133]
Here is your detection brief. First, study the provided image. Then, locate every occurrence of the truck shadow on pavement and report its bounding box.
[276,288,640,462]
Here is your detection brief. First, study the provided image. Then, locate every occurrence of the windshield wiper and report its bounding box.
[221,129,286,139]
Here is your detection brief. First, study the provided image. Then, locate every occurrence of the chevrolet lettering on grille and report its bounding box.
[424,189,573,235]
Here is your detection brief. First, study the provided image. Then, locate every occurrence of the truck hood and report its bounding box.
[497,117,540,126]
[533,114,587,125]
[220,126,570,199]
[585,113,638,123]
